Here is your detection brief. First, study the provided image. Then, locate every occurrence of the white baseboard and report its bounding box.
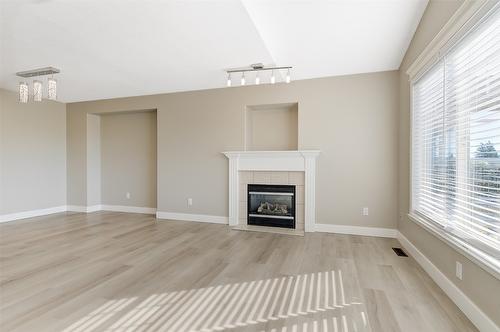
[0,205,156,222]
[156,211,228,224]
[101,205,156,214]
[397,232,499,332]
[67,205,101,213]
[67,204,155,214]
[0,205,67,223]
[314,223,397,238]
[66,205,88,213]
[86,205,102,213]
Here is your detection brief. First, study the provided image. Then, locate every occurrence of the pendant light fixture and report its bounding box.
[15,67,60,103]
[47,77,57,100]
[33,80,43,102]
[226,64,291,87]
[18,82,29,103]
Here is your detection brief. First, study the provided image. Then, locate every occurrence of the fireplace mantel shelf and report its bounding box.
[222,150,320,232]
[222,150,320,158]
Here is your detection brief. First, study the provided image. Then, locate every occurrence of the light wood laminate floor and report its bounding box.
[0,212,477,332]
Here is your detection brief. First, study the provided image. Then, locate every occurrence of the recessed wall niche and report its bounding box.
[245,103,298,151]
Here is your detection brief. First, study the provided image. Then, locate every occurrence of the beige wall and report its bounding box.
[100,111,157,208]
[86,114,101,206]
[67,70,399,228]
[0,89,66,214]
[398,0,500,326]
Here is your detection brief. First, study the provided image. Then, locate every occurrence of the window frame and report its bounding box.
[408,1,500,279]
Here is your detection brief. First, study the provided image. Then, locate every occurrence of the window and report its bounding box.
[411,5,500,270]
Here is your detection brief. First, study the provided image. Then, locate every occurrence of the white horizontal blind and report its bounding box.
[412,5,500,259]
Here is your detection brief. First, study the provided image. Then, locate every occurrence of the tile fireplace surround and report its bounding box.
[222,151,320,233]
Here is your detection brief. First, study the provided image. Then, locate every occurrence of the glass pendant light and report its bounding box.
[270,70,276,84]
[227,73,232,87]
[255,72,260,85]
[47,77,57,100]
[241,72,246,86]
[33,80,43,102]
[286,68,291,83]
[19,82,29,103]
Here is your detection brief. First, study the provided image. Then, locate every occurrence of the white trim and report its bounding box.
[86,205,102,213]
[223,150,320,232]
[397,231,500,332]
[314,223,397,238]
[66,205,89,213]
[66,205,102,213]
[406,0,490,80]
[0,206,67,223]
[66,205,156,214]
[101,205,156,214]
[156,211,228,224]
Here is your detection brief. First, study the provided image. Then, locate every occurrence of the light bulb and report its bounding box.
[255,73,260,85]
[271,70,276,84]
[48,78,57,100]
[286,69,291,83]
[227,74,232,87]
[241,73,246,86]
[33,80,43,102]
[19,82,29,103]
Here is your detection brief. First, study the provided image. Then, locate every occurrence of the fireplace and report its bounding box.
[247,184,296,229]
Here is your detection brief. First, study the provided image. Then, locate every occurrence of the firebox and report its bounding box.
[247,184,295,229]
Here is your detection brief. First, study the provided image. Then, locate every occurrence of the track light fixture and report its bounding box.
[225,63,292,87]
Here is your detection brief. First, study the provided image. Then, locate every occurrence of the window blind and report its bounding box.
[412,5,500,261]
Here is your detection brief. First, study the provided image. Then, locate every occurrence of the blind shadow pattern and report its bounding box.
[61,270,368,332]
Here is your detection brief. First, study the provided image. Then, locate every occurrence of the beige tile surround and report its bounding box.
[239,171,305,231]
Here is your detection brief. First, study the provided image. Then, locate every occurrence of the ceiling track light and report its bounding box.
[16,66,60,103]
[225,63,292,87]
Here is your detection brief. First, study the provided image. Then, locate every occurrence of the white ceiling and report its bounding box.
[0,0,428,103]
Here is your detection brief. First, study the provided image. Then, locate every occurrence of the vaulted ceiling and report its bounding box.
[0,0,428,102]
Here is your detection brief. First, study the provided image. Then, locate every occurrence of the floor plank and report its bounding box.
[0,211,477,332]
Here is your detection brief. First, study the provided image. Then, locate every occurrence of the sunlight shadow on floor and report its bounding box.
[62,270,368,332]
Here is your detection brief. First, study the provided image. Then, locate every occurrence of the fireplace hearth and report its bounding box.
[248,184,295,229]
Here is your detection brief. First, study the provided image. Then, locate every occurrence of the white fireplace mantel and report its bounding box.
[222,150,320,232]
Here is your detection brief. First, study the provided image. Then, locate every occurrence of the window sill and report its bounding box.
[407,213,500,280]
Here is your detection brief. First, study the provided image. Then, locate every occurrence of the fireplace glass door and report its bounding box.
[247,184,295,228]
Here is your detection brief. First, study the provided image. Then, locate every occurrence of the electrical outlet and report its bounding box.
[187,198,193,207]
[362,207,369,216]
[126,192,131,199]
[456,261,463,280]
